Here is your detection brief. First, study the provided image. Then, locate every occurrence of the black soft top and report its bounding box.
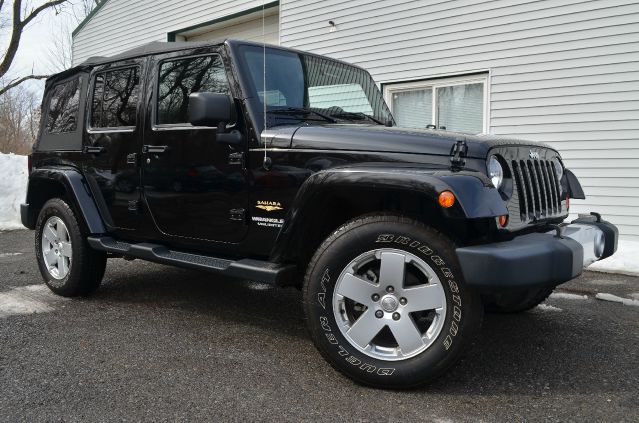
[46,40,226,86]
[45,39,363,87]
[79,40,224,66]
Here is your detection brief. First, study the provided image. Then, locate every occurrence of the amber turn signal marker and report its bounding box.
[498,215,508,227]
[438,191,455,208]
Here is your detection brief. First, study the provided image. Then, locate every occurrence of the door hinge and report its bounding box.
[126,153,138,165]
[128,200,141,213]
[450,137,468,171]
[229,208,245,222]
[229,152,244,166]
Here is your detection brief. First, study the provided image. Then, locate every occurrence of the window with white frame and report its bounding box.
[384,74,488,134]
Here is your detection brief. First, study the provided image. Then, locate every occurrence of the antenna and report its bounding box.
[261,0,271,171]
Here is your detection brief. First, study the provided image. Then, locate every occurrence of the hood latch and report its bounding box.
[450,137,468,171]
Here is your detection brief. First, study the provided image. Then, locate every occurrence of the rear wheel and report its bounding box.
[303,215,482,389]
[35,198,106,297]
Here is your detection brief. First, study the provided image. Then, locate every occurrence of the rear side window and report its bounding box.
[45,77,81,134]
[157,55,229,125]
[91,66,141,128]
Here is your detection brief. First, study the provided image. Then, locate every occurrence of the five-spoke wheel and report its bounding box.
[41,216,73,279]
[35,198,106,296]
[304,215,482,388]
[333,249,446,360]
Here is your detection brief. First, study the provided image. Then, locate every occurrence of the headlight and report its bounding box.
[487,155,504,189]
[552,157,564,180]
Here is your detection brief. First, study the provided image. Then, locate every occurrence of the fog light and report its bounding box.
[594,231,605,258]
[438,191,455,208]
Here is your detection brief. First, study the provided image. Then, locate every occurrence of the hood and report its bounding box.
[287,125,557,159]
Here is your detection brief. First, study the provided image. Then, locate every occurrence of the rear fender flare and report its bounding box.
[26,167,106,234]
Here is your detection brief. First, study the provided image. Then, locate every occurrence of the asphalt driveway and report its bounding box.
[1,229,637,422]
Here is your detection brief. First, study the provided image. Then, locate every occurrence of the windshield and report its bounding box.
[237,45,393,128]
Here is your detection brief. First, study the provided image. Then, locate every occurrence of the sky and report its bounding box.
[1,1,85,95]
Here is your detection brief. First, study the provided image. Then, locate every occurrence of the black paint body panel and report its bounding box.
[27,39,594,273]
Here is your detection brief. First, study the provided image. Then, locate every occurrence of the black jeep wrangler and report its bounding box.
[22,40,618,388]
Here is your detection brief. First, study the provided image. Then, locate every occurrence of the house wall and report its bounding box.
[72,0,271,65]
[281,0,639,240]
[185,9,279,44]
[72,0,639,240]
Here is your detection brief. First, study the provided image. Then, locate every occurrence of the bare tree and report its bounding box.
[44,0,101,73]
[0,81,38,154]
[45,18,73,72]
[0,0,70,96]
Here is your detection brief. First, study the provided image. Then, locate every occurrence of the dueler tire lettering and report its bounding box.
[303,215,482,389]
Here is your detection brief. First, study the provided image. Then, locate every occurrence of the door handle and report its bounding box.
[143,145,169,154]
[83,145,105,154]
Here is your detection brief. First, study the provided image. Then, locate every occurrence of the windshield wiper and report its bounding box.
[329,111,386,125]
[268,107,337,123]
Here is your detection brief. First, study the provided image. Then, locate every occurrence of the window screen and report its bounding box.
[46,77,81,134]
[157,55,229,125]
[91,67,140,128]
[392,89,432,129]
[437,83,484,134]
[387,76,486,134]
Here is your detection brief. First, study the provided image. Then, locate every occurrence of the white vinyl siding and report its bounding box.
[182,10,279,45]
[73,0,639,240]
[280,0,639,240]
[72,0,276,65]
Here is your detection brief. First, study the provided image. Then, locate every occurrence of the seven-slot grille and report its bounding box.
[511,158,562,222]
[491,145,567,228]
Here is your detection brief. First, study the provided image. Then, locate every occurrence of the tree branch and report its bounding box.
[22,0,68,27]
[0,0,69,79]
[0,74,49,97]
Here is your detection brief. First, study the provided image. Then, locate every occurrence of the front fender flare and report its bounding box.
[271,167,506,262]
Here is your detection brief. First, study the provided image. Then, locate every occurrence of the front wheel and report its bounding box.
[303,215,482,389]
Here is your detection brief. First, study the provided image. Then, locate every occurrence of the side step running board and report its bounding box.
[87,236,297,286]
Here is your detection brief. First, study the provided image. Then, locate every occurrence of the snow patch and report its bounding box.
[0,284,63,318]
[550,292,589,300]
[537,304,562,312]
[0,153,28,230]
[595,293,639,307]
[588,239,639,277]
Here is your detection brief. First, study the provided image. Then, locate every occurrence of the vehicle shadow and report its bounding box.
[88,260,633,397]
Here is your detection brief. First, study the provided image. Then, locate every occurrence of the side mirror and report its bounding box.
[188,92,242,145]
[188,92,234,127]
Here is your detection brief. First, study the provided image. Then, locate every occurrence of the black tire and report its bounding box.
[303,215,483,389]
[35,198,107,297]
[482,287,554,313]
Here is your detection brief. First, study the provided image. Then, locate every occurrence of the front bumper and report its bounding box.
[456,214,618,291]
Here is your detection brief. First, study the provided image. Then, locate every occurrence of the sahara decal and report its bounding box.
[255,200,283,212]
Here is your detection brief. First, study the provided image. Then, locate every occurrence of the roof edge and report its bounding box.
[72,0,110,38]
